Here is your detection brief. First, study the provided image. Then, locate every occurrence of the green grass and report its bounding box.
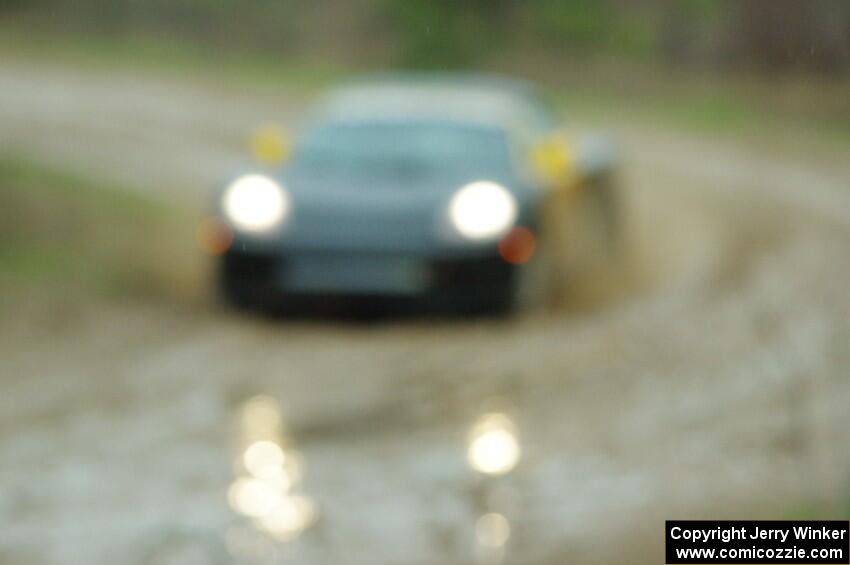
[0,156,202,303]
[547,74,850,152]
[556,87,761,137]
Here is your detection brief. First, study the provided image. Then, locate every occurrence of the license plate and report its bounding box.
[284,255,427,294]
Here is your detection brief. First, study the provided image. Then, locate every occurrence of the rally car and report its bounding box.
[205,75,619,314]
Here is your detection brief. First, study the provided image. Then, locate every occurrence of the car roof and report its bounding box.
[313,74,553,139]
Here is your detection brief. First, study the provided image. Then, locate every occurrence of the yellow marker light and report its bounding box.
[530,133,574,184]
[250,125,290,165]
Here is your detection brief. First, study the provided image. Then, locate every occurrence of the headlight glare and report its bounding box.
[223,174,288,231]
[449,181,517,240]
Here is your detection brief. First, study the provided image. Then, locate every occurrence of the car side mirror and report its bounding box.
[249,125,292,165]
[530,132,574,186]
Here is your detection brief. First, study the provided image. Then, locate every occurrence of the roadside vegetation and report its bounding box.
[0,157,202,307]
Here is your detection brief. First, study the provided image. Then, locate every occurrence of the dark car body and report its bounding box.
[212,75,618,313]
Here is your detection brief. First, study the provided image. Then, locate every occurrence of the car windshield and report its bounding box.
[292,120,512,180]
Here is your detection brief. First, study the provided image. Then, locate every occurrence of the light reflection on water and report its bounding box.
[475,512,511,564]
[467,412,521,476]
[227,394,317,554]
[223,395,525,563]
[467,407,522,564]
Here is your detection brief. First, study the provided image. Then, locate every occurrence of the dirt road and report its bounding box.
[1,61,849,565]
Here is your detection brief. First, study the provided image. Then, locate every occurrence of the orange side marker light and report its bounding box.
[197,216,234,256]
[499,227,536,265]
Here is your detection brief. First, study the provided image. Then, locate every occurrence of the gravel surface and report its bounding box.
[1,61,849,565]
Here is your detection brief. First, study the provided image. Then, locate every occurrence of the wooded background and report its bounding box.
[3,0,848,75]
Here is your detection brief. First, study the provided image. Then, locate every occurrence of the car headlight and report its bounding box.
[448,181,518,240]
[222,174,289,231]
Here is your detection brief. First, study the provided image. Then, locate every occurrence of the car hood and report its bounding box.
[272,169,520,252]
[281,168,510,204]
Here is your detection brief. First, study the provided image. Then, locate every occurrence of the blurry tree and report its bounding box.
[0,0,846,74]
[382,0,516,68]
[532,0,654,56]
[729,0,849,74]
[659,0,724,67]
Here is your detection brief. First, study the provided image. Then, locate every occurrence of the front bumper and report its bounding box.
[219,247,516,300]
